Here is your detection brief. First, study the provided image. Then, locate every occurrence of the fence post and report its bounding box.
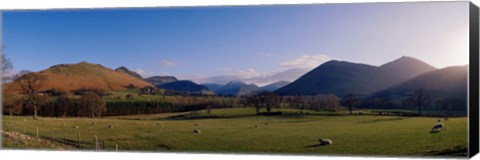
[77,131,81,149]
[103,140,107,150]
[36,127,39,139]
[115,144,118,151]
[95,135,99,151]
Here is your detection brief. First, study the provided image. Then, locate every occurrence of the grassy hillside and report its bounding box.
[10,62,151,91]
[2,108,467,157]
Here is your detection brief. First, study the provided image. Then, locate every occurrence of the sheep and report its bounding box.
[157,122,161,126]
[108,125,114,128]
[194,123,199,126]
[92,122,97,125]
[254,124,259,128]
[430,119,447,133]
[74,126,79,129]
[193,129,202,133]
[318,138,333,145]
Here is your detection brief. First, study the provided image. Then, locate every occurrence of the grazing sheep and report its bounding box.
[430,119,447,133]
[193,129,202,133]
[157,122,161,126]
[92,122,97,125]
[318,138,333,145]
[74,126,79,129]
[254,124,259,128]
[108,125,114,128]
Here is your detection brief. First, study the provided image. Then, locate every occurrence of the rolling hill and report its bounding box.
[115,66,143,80]
[215,81,259,96]
[259,81,290,91]
[202,83,224,92]
[10,62,152,91]
[375,65,467,97]
[156,80,212,95]
[145,76,178,86]
[276,56,437,96]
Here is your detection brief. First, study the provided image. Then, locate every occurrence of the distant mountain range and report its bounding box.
[8,56,466,99]
[156,80,212,95]
[276,56,438,97]
[375,65,467,97]
[202,80,290,96]
[10,62,151,91]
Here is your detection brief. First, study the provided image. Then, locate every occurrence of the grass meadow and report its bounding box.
[1,108,467,157]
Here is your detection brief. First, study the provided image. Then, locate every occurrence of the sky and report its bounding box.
[1,1,469,86]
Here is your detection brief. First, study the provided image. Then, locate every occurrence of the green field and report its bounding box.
[2,108,467,157]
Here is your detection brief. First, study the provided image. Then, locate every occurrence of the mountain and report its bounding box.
[259,81,290,91]
[115,66,143,79]
[215,81,259,96]
[145,76,178,86]
[276,56,437,96]
[378,56,436,86]
[156,80,212,94]
[202,83,224,92]
[375,65,467,97]
[11,62,152,91]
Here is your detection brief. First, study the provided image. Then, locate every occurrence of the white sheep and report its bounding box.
[318,138,333,145]
[431,119,447,133]
[193,129,202,133]
[108,125,114,128]
[74,126,79,129]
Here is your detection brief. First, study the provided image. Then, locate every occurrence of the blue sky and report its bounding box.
[2,2,469,86]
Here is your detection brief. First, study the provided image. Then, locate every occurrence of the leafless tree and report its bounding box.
[408,88,430,115]
[18,73,46,119]
[57,94,73,117]
[79,92,106,118]
[341,94,357,115]
[1,45,14,82]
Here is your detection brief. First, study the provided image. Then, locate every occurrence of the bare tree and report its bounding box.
[18,73,46,119]
[245,94,262,114]
[409,88,430,115]
[341,94,357,115]
[257,91,279,113]
[79,92,106,118]
[1,46,14,82]
[3,90,23,116]
[57,94,73,117]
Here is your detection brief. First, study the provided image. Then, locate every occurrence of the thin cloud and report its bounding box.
[159,60,176,67]
[279,54,330,69]
[135,69,155,78]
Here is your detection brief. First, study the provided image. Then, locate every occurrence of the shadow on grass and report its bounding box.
[423,145,468,157]
[357,117,406,124]
[304,144,329,148]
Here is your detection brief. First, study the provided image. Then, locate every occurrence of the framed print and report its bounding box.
[1,1,479,159]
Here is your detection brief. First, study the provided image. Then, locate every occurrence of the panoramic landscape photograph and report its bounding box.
[0,1,471,157]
